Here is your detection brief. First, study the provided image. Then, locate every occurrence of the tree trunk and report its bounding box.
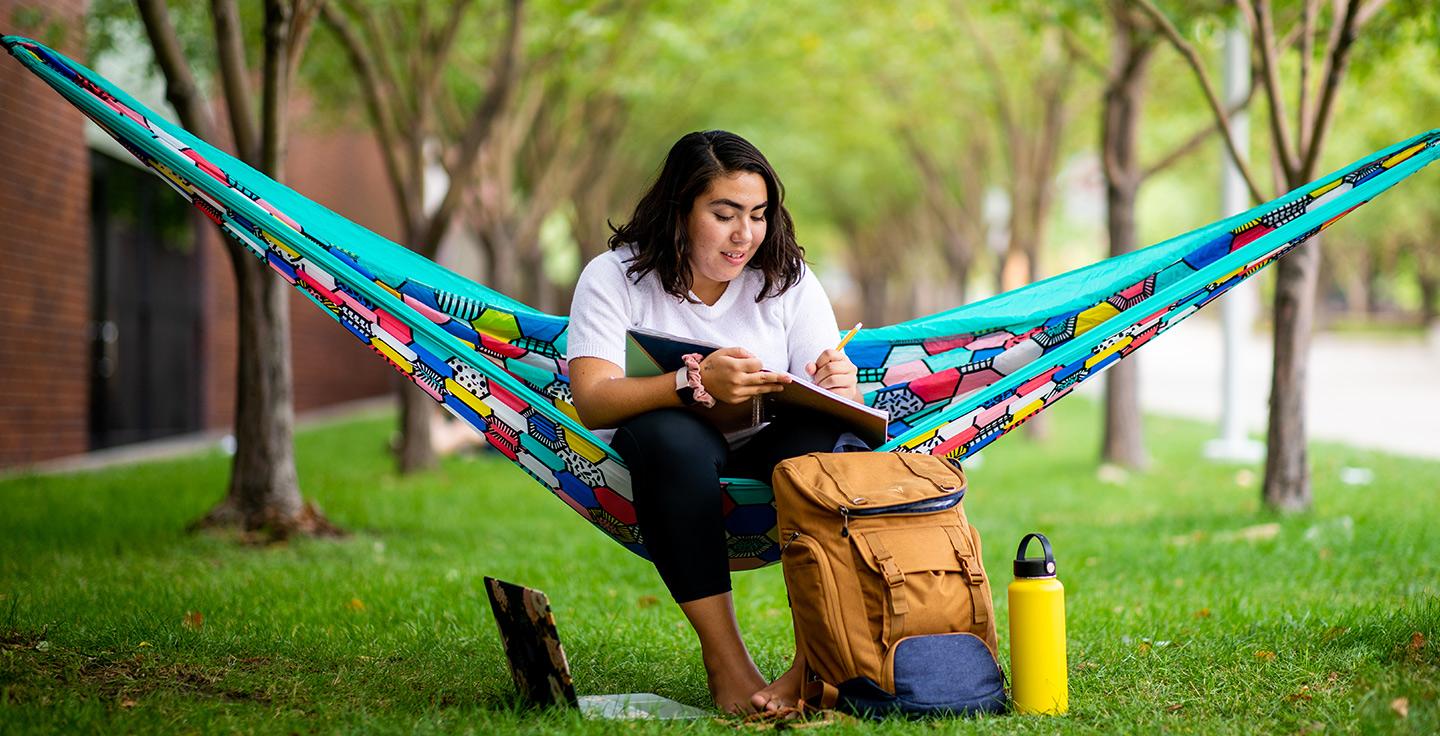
[396,380,437,473]
[136,0,337,538]
[193,257,338,537]
[857,270,887,324]
[1100,146,1148,469]
[520,245,547,311]
[1419,271,1438,329]
[1100,13,1153,469]
[394,221,437,474]
[1262,237,1320,511]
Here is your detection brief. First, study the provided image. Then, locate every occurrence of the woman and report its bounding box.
[566,130,860,714]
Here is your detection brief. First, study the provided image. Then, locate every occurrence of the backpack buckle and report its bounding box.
[959,556,985,586]
[879,557,905,588]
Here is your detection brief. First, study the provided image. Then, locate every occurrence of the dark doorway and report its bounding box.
[88,150,204,449]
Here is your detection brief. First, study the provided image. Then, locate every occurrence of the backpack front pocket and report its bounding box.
[781,530,854,682]
[852,524,987,654]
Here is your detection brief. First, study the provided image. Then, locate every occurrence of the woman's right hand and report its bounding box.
[699,347,792,404]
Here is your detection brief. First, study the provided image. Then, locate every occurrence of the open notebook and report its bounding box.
[624,326,890,447]
[484,577,709,720]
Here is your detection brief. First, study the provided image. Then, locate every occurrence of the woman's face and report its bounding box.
[685,171,768,300]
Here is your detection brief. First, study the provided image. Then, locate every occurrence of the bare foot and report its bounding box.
[750,658,806,713]
[707,661,768,715]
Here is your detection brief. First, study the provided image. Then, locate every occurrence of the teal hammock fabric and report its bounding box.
[6,35,1437,568]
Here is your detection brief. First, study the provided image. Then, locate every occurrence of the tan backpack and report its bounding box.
[771,452,1005,717]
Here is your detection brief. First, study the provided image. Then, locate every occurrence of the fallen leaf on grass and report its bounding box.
[1255,650,1277,661]
[137,641,151,648]
[1286,686,1313,703]
[1391,697,1408,718]
[182,611,204,630]
[1195,608,1212,619]
[346,598,366,612]
[34,640,50,652]
[1408,632,1426,657]
[637,595,659,609]
[1214,523,1281,544]
[120,699,137,709]
[1166,703,1183,712]
[1096,464,1129,485]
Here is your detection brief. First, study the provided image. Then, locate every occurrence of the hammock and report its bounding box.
[8,36,1436,568]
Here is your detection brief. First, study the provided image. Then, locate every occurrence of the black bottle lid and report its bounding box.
[1014,532,1057,578]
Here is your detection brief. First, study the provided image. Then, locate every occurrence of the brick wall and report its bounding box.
[0,3,401,466]
[0,0,90,466]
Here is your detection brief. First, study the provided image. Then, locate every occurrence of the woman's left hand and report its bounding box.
[806,349,860,402]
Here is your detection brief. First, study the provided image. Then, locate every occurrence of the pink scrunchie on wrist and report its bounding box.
[681,353,716,408]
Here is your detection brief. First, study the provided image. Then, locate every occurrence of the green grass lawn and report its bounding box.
[1,399,1436,734]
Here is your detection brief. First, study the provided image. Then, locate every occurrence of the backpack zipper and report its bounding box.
[839,489,964,537]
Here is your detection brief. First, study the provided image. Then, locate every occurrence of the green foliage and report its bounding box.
[76,0,1440,318]
[9,5,70,49]
[1,401,1437,732]
[88,0,216,83]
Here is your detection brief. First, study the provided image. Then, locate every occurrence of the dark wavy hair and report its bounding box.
[608,130,805,302]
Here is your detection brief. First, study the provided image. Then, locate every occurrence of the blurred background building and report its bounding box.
[0,0,395,468]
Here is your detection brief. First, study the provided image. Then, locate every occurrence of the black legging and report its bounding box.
[611,407,848,603]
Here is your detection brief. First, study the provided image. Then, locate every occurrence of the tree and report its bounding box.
[132,0,338,538]
[957,4,1077,296]
[320,0,523,473]
[467,3,639,312]
[955,2,1089,441]
[1062,1,1253,469]
[1136,0,1393,511]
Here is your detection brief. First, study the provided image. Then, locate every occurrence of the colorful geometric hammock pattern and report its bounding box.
[7,36,1437,568]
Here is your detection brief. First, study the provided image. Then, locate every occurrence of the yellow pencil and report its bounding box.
[836,322,863,351]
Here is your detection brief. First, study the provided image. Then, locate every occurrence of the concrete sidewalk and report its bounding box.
[1081,317,1440,461]
[1,396,396,479]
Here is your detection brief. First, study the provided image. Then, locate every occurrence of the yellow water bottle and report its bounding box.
[1008,532,1067,714]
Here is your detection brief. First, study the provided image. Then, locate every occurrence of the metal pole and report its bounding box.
[1205,24,1265,463]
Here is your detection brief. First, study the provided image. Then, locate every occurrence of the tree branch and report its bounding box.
[1062,25,1108,77]
[260,0,292,176]
[419,0,472,109]
[420,0,525,255]
[1139,81,1257,181]
[320,1,415,227]
[135,0,215,138]
[954,0,1018,140]
[134,0,244,275]
[1356,0,1386,26]
[1297,0,1318,152]
[286,0,324,83]
[1129,0,1268,203]
[342,0,410,139]
[1243,0,1301,180]
[209,0,259,164]
[1301,0,1368,179]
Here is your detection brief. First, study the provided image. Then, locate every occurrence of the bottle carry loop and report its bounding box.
[1014,532,1057,578]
